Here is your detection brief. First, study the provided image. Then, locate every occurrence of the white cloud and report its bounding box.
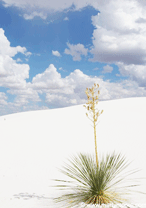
[7,81,40,104]
[0,28,30,57]
[118,62,146,87]
[93,67,99,71]
[64,43,88,61]
[85,0,146,88]
[90,0,146,65]
[31,64,146,108]
[23,12,47,20]
[59,67,66,72]
[1,58,146,114]
[16,58,22,62]
[0,0,95,20]
[64,17,69,21]
[52,50,61,57]
[45,94,77,106]
[0,28,40,112]
[103,65,113,73]
[1,22,146,115]
[25,51,32,56]
[2,0,93,12]
[0,55,29,88]
[32,64,64,90]
[136,17,146,24]
[0,92,7,105]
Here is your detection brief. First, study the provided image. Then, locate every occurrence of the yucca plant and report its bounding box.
[53,84,139,207]
[54,153,137,208]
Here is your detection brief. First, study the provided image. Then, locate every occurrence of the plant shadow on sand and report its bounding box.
[13,192,50,200]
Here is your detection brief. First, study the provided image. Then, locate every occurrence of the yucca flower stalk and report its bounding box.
[54,153,137,208]
[83,83,103,167]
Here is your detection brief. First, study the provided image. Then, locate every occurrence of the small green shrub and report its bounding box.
[54,152,137,208]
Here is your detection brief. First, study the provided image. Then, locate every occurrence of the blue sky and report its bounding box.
[0,0,146,116]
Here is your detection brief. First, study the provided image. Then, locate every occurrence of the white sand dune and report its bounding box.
[0,97,146,207]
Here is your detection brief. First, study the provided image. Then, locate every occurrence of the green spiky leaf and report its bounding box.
[53,153,138,208]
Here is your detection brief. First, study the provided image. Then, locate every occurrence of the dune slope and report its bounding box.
[0,97,146,207]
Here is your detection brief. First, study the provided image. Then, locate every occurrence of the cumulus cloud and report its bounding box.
[0,29,30,88]
[64,17,69,21]
[136,17,146,24]
[7,85,41,106]
[23,12,47,20]
[1,56,146,115]
[64,43,88,61]
[0,28,40,114]
[59,67,66,72]
[0,29,30,57]
[0,54,30,89]
[2,0,93,12]
[16,58,23,62]
[118,63,146,87]
[31,64,97,107]
[32,64,64,90]
[90,0,146,65]
[85,0,146,88]
[103,65,113,73]
[1,23,146,115]
[52,50,61,57]
[1,0,146,116]
[0,92,7,105]
[0,0,98,20]
[31,64,146,108]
